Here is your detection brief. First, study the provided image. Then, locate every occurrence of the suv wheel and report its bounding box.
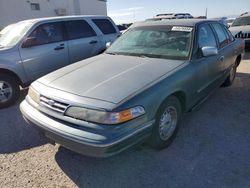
[0,74,20,108]
[150,96,182,149]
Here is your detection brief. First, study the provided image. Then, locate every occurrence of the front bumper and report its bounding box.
[20,100,154,157]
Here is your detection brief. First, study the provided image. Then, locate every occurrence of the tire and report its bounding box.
[222,61,237,87]
[150,96,182,149]
[0,74,20,109]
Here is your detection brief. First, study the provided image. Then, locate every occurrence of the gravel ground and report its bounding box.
[0,53,250,188]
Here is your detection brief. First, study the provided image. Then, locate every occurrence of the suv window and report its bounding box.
[211,23,228,48]
[232,16,250,27]
[29,22,64,45]
[92,19,117,34]
[198,24,217,48]
[65,20,96,40]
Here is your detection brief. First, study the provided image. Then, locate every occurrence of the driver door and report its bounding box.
[19,22,69,81]
[191,23,222,102]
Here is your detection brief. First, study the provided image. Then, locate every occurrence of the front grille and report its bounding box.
[235,32,250,39]
[40,96,69,114]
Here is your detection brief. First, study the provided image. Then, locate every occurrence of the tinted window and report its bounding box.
[232,16,250,27]
[198,24,217,48]
[211,23,228,48]
[29,22,63,45]
[65,20,96,40]
[92,19,117,34]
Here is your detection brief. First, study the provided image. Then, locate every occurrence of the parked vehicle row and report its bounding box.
[0,16,120,108]
[20,19,245,157]
[147,13,194,21]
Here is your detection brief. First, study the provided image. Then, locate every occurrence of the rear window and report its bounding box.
[211,23,228,48]
[92,19,117,34]
[65,20,96,40]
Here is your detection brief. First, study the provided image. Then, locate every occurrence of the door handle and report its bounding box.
[89,40,98,44]
[219,56,224,62]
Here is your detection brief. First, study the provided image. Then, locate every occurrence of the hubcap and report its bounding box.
[159,106,178,141]
[0,81,13,103]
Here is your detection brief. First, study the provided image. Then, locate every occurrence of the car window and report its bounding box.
[222,25,234,42]
[92,19,117,34]
[211,23,228,48]
[29,22,64,46]
[198,24,217,48]
[65,20,96,40]
[106,25,193,60]
[232,16,250,26]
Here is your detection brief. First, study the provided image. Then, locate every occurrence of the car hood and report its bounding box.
[38,54,185,104]
[229,25,250,36]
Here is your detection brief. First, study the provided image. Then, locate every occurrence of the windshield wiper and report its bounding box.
[136,54,151,58]
[105,52,118,55]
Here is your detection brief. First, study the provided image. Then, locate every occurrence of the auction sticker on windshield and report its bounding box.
[171,26,193,32]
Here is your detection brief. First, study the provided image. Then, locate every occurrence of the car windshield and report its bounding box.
[106,25,193,60]
[0,21,32,47]
[232,16,250,26]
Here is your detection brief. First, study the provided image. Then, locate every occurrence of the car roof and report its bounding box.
[131,19,217,28]
[17,15,110,24]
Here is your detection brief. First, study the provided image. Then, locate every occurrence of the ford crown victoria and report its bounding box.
[20,20,245,157]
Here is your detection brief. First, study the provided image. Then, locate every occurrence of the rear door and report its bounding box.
[91,18,120,44]
[210,23,233,75]
[213,23,236,73]
[65,20,100,64]
[19,22,69,81]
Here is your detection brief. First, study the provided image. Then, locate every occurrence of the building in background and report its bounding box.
[0,0,107,29]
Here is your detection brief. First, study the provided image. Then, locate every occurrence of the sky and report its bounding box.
[107,0,250,24]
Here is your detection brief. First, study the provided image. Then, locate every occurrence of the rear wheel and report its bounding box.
[150,96,182,149]
[222,62,237,87]
[0,74,20,108]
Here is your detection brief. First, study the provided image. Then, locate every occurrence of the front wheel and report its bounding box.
[150,96,182,149]
[0,74,20,109]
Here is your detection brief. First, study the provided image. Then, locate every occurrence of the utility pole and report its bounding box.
[205,8,208,19]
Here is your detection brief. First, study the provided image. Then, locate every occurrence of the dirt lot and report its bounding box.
[0,53,250,188]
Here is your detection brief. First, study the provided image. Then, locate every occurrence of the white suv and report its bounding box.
[229,12,250,49]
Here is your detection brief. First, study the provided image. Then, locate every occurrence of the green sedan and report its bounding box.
[20,19,245,157]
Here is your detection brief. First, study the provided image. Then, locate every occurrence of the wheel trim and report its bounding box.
[159,106,178,141]
[0,81,13,103]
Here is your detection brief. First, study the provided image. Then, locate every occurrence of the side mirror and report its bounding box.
[22,37,37,48]
[106,42,112,49]
[201,47,218,57]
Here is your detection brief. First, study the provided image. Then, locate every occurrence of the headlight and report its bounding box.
[65,106,145,125]
[28,87,40,104]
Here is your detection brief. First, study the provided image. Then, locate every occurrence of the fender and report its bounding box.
[0,58,28,87]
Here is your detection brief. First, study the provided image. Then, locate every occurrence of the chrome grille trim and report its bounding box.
[40,96,69,114]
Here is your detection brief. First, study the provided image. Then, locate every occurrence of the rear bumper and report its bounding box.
[20,100,154,157]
